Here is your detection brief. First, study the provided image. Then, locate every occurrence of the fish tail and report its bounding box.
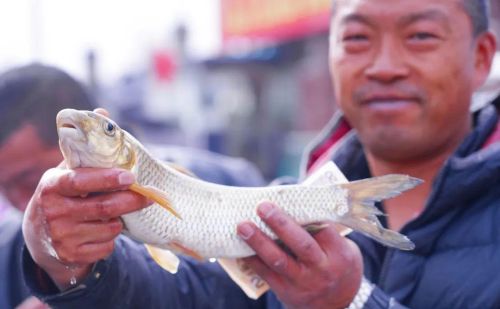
[337,175,422,250]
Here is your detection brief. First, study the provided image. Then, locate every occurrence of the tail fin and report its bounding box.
[338,175,422,250]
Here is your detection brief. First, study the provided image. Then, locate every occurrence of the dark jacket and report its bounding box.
[25,101,500,308]
[302,100,500,308]
[0,207,31,308]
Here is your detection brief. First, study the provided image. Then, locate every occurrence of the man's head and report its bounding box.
[0,64,95,210]
[331,0,490,36]
[329,0,497,164]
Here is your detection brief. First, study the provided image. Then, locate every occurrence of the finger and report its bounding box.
[240,256,285,292]
[256,202,325,266]
[73,241,117,264]
[93,108,110,117]
[50,219,123,245]
[237,221,301,278]
[54,168,135,196]
[317,228,363,275]
[70,191,150,221]
[313,222,348,255]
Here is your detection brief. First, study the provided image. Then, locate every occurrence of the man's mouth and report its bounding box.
[364,98,417,105]
[360,92,420,108]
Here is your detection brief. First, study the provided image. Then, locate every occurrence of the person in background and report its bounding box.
[0,63,96,308]
[19,0,500,308]
[0,63,264,308]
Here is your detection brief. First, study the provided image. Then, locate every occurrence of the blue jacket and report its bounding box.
[302,101,500,308]
[0,207,30,308]
[25,102,500,308]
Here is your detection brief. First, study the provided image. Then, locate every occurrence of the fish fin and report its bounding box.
[129,183,182,219]
[338,175,423,250]
[170,242,204,261]
[145,244,180,274]
[341,175,423,205]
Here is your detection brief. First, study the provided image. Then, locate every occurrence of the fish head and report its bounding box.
[56,109,135,170]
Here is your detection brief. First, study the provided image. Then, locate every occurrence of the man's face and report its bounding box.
[0,124,62,211]
[329,0,494,162]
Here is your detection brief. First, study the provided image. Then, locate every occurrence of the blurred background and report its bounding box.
[1,0,499,181]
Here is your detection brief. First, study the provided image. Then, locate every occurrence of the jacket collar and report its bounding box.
[301,98,500,237]
[301,96,500,179]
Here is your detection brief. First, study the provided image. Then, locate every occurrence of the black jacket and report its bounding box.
[0,208,30,308]
[302,101,500,308]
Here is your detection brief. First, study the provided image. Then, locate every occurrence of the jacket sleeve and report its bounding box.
[0,208,31,308]
[23,236,266,309]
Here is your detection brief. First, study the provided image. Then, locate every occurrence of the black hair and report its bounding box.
[331,0,490,36]
[460,0,490,36]
[0,63,96,146]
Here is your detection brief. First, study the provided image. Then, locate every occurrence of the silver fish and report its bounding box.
[56,109,420,260]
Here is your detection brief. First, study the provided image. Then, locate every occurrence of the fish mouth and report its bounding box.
[57,120,80,138]
[60,123,77,129]
[56,109,85,141]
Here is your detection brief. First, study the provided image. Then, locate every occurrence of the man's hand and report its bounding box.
[237,202,363,309]
[22,166,150,290]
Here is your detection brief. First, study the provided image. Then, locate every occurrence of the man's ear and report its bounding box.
[473,31,497,90]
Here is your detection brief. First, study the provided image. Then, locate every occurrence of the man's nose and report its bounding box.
[365,39,409,83]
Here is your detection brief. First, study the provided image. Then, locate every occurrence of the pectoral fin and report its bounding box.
[145,244,180,274]
[129,183,182,219]
[170,242,204,261]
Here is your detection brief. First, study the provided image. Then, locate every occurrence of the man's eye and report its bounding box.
[341,33,370,53]
[409,32,438,41]
[343,34,369,42]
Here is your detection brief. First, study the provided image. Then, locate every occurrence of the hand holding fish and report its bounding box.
[23,108,420,307]
[22,166,149,290]
[238,202,362,309]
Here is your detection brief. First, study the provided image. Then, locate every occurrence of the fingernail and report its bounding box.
[118,172,135,185]
[238,223,255,240]
[258,202,275,219]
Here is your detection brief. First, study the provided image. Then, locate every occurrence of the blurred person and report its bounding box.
[19,0,500,308]
[0,63,96,308]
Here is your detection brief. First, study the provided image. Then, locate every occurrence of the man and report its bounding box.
[21,0,499,308]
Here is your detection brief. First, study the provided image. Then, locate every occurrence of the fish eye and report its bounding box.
[104,121,116,136]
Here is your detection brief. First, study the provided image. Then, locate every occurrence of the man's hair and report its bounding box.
[0,63,96,147]
[461,0,490,36]
[331,0,490,36]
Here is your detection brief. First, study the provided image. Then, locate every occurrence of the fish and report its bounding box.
[56,108,421,293]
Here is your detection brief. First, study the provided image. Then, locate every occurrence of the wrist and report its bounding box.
[46,263,93,291]
[346,277,374,309]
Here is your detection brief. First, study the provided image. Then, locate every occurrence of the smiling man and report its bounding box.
[21,0,500,308]
[327,0,495,231]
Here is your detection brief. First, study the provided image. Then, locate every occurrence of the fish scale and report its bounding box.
[56,109,420,260]
[124,134,360,258]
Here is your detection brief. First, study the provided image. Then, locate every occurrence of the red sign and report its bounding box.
[221,0,331,45]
